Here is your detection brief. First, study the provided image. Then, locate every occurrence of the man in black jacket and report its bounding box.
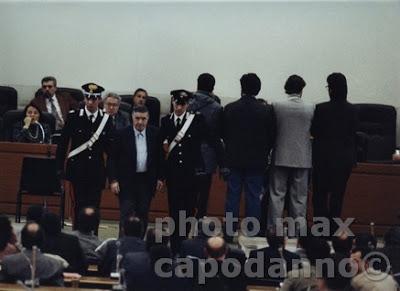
[108,105,163,235]
[311,72,358,236]
[222,73,275,239]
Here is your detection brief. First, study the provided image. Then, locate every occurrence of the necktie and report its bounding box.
[49,98,63,129]
[89,114,94,123]
[176,117,181,129]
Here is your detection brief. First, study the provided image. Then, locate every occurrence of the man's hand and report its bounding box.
[110,181,120,195]
[156,180,164,192]
[23,116,32,129]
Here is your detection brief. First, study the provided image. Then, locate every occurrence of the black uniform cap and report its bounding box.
[170,89,192,105]
[82,83,105,100]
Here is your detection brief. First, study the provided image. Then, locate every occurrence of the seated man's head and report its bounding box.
[103,93,121,117]
[41,76,57,98]
[284,74,306,96]
[240,73,261,97]
[318,253,353,291]
[77,207,99,234]
[205,236,227,261]
[131,106,149,132]
[21,222,44,250]
[197,217,219,238]
[332,232,354,257]
[132,88,148,107]
[26,204,45,224]
[41,212,62,236]
[197,73,215,93]
[0,214,13,252]
[123,216,143,238]
[354,233,377,251]
[305,236,331,266]
[384,226,400,247]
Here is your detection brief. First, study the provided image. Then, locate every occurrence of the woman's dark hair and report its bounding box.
[0,214,13,251]
[133,88,148,97]
[284,75,306,95]
[23,102,43,120]
[327,72,348,102]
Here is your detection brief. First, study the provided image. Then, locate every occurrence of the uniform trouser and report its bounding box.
[312,164,352,235]
[194,174,213,219]
[118,173,152,237]
[72,181,103,233]
[166,178,196,255]
[225,169,264,234]
[267,166,309,233]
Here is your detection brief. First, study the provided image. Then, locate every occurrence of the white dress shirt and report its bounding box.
[45,94,64,123]
[173,112,186,127]
[134,128,147,173]
[84,107,99,123]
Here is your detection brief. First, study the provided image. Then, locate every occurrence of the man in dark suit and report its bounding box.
[41,212,87,274]
[108,105,163,235]
[222,73,276,240]
[159,89,206,254]
[97,216,146,276]
[103,92,130,130]
[311,72,358,236]
[31,76,78,130]
[56,83,114,231]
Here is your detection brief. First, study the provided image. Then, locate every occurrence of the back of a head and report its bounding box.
[266,228,284,249]
[26,204,45,224]
[205,237,227,260]
[197,217,218,238]
[240,73,261,96]
[355,233,377,250]
[123,216,143,238]
[384,226,400,247]
[41,212,61,236]
[332,234,354,256]
[284,74,306,95]
[21,222,44,250]
[305,236,331,265]
[327,72,348,102]
[0,214,12,251]
[197,73,215,93]
[322,253,352,290]
[77,207,99,234]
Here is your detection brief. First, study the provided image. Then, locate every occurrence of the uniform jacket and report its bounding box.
[107,125,163,194]
[222,95,276,170]
[31,92,78,123]
[188,91,224,173]
[159,112,206,181]
[56,108,114,186]
[272,96,314,168]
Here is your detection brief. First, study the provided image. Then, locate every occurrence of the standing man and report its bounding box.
[160,89,206,254]
[188,73,224,219]
[267,75,314,234]
[56,83,114,231]
[222,73,275,240]
[103,92,130,130]
[311,73,358,236]
[108,106,163,235]
[31,76,78,131]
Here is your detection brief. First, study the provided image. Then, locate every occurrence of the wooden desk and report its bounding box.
[247,286,277,291]
[64,276,118,288]
[0,142,399,234]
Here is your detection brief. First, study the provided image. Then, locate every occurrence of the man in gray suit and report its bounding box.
[267,75,314,234]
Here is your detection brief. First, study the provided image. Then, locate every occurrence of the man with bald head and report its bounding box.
[0,222,64,285]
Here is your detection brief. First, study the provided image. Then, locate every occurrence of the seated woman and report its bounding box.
[12,103,51,143]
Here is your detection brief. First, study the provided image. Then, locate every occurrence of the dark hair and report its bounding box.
[145,228,169,251]
[354,233,377,250]
[23,102,43,120]
[197,73,215,92]
[26,204,45,224]
[327,72,348,102]
[41,76,57,87]
[77,207,99,234]
[133,88,148,97]
[197,217,217,238]
[305,237,331,265]
[332,235,354,256]
[384,226,400,247]
[284,75,306,95]
[265,228,284,249]
[123,216,143,237]
[322,253,353,290]
[41,212,61,236]
[240,73,261,96]
[0,215,13,251]
[131,105,149,115]
[21,222,44,249]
